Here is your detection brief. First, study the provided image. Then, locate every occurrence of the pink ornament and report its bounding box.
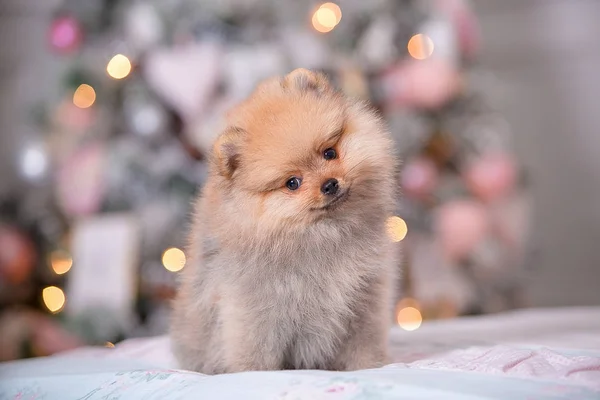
[56,144,106,217]
[32,315,83,356]
[401,157,438,199]
[464,153,517,202]
[382,58,461,110]
[0,226,36,285]
[55,98,95,131]
[435,200,490,262]
[49,16,82,54]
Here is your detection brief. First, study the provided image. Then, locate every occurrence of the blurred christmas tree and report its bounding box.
[0,0,532,359]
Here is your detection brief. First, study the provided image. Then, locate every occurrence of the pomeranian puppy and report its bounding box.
[171,68,400,374]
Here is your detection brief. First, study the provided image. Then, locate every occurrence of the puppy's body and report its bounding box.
[171,69,399,374]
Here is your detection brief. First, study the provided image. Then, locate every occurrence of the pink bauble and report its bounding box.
[56,98,95,131]
[435,200,490,262]
[464,153,517,202]
[49,16,82,54]
[56,144,106,217]
[401,157,438,198]
[382,58,461,110]
[0,226,36,285]
[32,316,83,356]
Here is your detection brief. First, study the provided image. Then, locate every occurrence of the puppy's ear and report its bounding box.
[282,68,332,94]
[213,126,246,179]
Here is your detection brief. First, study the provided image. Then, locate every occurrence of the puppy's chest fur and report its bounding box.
[220,231,383,368]
[257,253,369,324]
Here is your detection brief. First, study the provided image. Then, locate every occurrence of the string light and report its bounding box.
[395,297,423,331]
[49,250,73,275]
[321,2,342,21]
[106,54,132,79]
[42,286,66,313]
[312,3,342,33]
[396,306,423,331]
[162,247,186,272]
[386,216,408,242]
[407,33,435,60]
[73,84,96,108]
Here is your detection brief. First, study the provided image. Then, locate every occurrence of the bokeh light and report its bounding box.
[106,54,132,79]
[396,306,423,331]
[105,342,115,348]
[49,250,73,275]
[42,286,66,313]
[320,3,342,22]
[20,145,48,180]
[312,3,342,33]
[162,247,186,272]
[407,33,435,60]
[73,84,96,108]
[386,216,408,242]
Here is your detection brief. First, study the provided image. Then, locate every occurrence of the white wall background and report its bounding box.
[473,0,600,306]
[1,0,599,306]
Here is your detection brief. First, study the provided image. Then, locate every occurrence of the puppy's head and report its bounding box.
[211,68,396,230]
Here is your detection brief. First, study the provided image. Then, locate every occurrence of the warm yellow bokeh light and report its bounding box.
[397,306,423,331]
[42,286,66,313]
[162,247,186,272]
[49,250,73,275]
[386,216,408,242]
[73,84,96,108]
[106,54,132,79]
[312,3,342,33]
[320,3,342,22]
[407,34,435,60]
[105,342,115,348]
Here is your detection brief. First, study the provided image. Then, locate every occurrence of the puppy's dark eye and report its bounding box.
[285,177,302,191]
[323,148,337,160]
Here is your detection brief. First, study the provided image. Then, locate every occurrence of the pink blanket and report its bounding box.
[57,307,600,392]
[409,345,600,390]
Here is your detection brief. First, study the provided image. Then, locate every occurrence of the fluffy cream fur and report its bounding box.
[171,69,400,373]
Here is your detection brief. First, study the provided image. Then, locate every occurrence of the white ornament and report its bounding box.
[124,2,164,51]
[357,16,398,69]
[419,13,459,65]
[128,101,168,138]
[20,143,48,181]
[224,45,286,102]
[145,42,222,121]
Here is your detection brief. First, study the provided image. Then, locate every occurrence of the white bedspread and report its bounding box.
[1,307,600,399]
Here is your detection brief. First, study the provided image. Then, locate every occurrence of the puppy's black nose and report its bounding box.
[321,178,339,196]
